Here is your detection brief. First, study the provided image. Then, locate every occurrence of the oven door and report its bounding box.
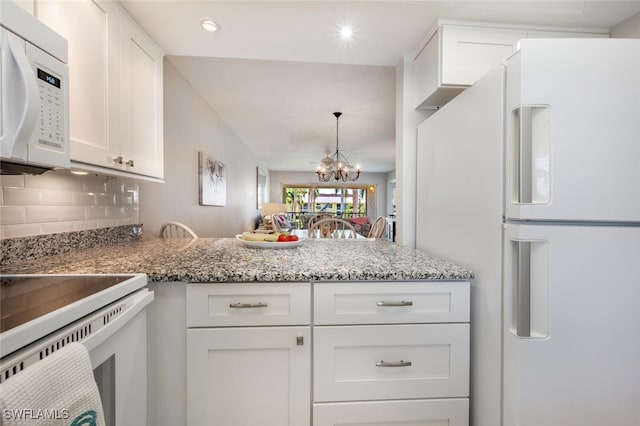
[0,287,153,426]
[84,289,152,426]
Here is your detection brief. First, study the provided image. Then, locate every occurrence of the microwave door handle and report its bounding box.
[7,33,39,157]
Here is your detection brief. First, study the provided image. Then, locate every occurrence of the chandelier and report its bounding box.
[316,112,361,182]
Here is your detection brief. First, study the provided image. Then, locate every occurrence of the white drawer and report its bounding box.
[313,398,469,426]
[186,283,310,327]
[314,324,469,402]
[314,281,470,325]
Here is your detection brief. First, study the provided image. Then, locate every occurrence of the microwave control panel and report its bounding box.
[36,67,65,152]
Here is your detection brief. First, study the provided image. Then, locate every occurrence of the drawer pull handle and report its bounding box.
[375,360,412,367]
[229,302,268,309]
[376,300,413,307]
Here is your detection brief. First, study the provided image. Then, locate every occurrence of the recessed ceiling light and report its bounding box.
[200,18,219,32]
[340,26,353,39]
[70,169,89,175]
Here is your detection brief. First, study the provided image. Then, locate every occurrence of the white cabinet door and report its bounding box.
[314,324,469,402]
[414,24,525,109]
[36,0,120,169]
[119,10,164,179]
[440,25,525,86]
[314,398,469,426]
[187,327,311,426]
[503,223,640,426]
[36,0,163,179]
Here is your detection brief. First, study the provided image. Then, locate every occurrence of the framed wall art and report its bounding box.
[199,151,226,206]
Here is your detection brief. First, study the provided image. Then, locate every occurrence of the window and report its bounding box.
[283,185,368,218]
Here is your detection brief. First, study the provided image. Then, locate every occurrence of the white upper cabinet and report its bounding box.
[413,21,608,109]
[440,26,526,87]
[35,0,164,180]
[36,0,120,171]
[119,10,164,179]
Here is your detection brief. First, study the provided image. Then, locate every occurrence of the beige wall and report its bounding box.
[611,13,640,38]
[0,60,265,241]
[137,60,266,238]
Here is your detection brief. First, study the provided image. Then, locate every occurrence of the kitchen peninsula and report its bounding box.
[1,230,473,426]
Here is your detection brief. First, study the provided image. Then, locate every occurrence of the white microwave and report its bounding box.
[0,0,69,174]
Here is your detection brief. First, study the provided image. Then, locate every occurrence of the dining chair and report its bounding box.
[368,216,387,239]
[159,222,198,239]
[308,218,357,239]
[306,213,332,230]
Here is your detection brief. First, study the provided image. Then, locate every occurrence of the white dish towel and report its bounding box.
[0,342,105,425]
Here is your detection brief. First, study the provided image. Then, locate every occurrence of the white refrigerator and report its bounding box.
[415,39,640,426]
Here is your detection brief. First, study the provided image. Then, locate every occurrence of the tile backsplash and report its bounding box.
[0,172,139,239]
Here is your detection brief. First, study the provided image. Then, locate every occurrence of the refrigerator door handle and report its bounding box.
[509,239,549,339]
[517,108,533,204]
[512,105,551,205]
[514,241,532,337]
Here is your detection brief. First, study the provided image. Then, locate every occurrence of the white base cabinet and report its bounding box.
[313,281,470,425]
[187,327,311,426]
[184,281,469,426]
[186,283,311,426]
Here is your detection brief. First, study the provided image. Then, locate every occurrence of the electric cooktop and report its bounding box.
[0,275,136,333]
[0,274,147,357]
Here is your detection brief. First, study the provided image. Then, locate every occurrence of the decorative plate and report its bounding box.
[235,234,308,249]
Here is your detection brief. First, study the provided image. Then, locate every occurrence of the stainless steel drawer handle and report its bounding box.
[376,300,413,307]
[375,360,412,367]
[229,302,268,309]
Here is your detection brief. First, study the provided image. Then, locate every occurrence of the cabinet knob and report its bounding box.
[113,156,123,165]
[126,159,135,167]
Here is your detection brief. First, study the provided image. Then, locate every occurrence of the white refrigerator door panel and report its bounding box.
[505,39,640,222]
[416,66,504,426]
[503,223,640,426]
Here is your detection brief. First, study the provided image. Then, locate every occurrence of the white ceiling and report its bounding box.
[120,1,640,173]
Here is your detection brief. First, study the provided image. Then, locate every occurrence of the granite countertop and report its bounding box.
[0,237,473,283]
